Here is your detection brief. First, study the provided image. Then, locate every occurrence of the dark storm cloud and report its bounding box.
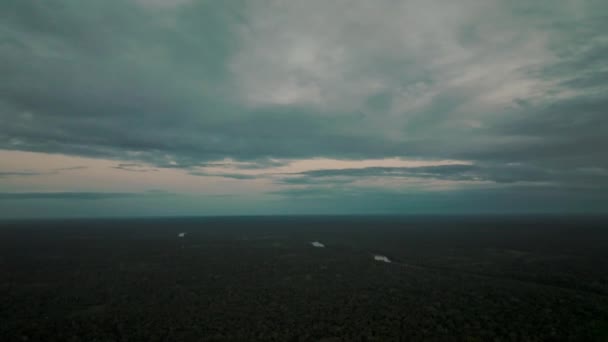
[470,9,608,170]
[0,0,245,164]
[0,0,607,212]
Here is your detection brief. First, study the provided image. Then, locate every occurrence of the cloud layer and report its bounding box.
[1,0,607,216]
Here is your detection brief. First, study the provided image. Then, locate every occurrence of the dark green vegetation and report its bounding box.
[1,216,607,341]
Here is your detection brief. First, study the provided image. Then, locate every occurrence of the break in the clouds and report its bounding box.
[0,0,607,217]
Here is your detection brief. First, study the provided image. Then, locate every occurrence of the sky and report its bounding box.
[1,0,607,218]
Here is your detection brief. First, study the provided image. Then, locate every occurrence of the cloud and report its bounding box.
[0,191,172,200]
[0,0,607,214]
[0,166,86,178]
[279,162,608,193]
[0,171,45,178]
[134,0,193,9]
[54,166,88,171]
[189,171,258,180]
[1,0,604,166]
[112,163,158,172]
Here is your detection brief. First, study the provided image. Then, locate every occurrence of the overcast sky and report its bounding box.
[1,0,607,218]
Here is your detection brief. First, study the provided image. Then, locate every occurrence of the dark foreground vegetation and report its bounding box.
[1,216,607,341]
